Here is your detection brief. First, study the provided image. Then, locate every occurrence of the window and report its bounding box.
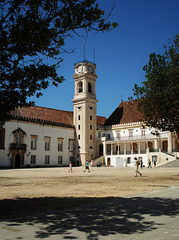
[88,82,92,93]
[58,156,63,165]
[78,115,80,120]
[16,133,23,144]
[78,81,83,93]
[129,129,133,138]
[78,125,80,130]
[127,157,131,164]
[90,116,92,120]
[45,137,51,151]
[116,132,120,140]
[58,138,63,151]
[0,128,5,149]
[45,155,50,164]
[90,125,92,130]
[78,135,80,140]
[69,139,74,152]
[106,134,110,140]
[31,136,37,150]
[141,129,145,137]
[31,155,36,164]
[90,135,92,140]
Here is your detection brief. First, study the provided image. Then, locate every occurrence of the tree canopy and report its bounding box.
[131,34,179,135]
[0,0,118,125]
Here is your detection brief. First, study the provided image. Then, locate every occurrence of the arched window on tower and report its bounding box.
[78,81,83,93]
[88,82,92,93]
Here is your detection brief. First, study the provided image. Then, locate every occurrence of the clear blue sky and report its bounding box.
[30,0,179,119]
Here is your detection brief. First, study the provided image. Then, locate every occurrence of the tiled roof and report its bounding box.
[13,106,74,127]
[97,116,107,126]
[12,106,106,127]
[104,100,144,126]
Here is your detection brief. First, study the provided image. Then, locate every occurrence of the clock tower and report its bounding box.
[72,60,98,166]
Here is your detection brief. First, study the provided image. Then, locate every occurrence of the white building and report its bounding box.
[0,60,178,168]
[97,100,179,167]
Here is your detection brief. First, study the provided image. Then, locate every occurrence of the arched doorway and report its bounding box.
[15,154,21,168]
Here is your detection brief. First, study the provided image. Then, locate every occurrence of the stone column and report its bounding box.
[124,143,126,155]
[111,143,113,155]
[168,132,172,153]
[138,142,141,154]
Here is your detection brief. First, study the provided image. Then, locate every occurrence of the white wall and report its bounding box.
[0,121,75,167]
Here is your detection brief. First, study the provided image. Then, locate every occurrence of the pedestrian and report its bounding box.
[153,160,157,169]
[97,162,100,168]
[140,159,143,169]
[68,161,72,173]
[134,157,142,177]
[148,159,152,168]
[84,160,90,172]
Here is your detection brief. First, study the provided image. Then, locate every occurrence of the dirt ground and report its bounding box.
[0,166,179,218]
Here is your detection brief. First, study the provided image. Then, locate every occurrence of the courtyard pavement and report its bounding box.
[0,185,179,240]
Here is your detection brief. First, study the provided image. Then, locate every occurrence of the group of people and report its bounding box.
[68,160,90,173]
[69,158,156,176]
[134,157,157,177]
[148,159,157,168]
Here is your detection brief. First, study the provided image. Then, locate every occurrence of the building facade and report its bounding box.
[0,61,178,168]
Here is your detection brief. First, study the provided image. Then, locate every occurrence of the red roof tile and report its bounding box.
[97,116,107,126]
[104,100,144,126]
[13,106,106,127]
[13,106,73,126]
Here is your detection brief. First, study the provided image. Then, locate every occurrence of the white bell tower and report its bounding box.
[72,60,98,166]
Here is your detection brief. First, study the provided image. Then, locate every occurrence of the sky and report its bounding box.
[29,0,179,119]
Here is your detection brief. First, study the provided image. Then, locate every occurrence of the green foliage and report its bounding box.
[0,0,118,125]
[132,34,179,133]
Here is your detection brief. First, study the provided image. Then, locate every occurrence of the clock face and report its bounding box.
[88,65,93,73]
[77,65,83,73]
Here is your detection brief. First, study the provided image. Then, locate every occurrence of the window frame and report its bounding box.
[45,155,50,164]
[57,138,63,152]
[31,155,36,165]
[58,156,63,165]
[45,137,51,151]
[31,135,37,150]
[69,139,74,152]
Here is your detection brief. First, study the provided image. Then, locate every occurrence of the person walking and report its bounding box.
[84,160,90,172]
[134,157,142,177]
[153,160,157,168]
[68,161,73,173]
[148,159,152,168]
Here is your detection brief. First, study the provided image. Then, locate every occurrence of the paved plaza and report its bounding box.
[0,185,179,239]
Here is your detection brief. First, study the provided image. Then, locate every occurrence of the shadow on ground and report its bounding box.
[0,196,179,239]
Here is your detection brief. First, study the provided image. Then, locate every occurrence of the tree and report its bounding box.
[131,34,179,137]
[0,0,118,125]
